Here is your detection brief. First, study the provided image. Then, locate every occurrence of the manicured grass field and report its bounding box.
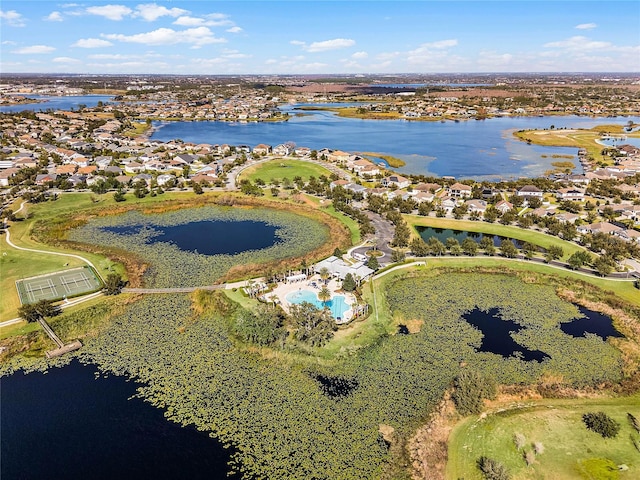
[405,215,587,260]
[447,395,640,480]
[239,158,332,184]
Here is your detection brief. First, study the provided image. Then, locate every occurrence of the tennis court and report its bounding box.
[16,266,103,305]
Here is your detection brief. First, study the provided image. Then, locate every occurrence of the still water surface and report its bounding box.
[151,111,640,179]
[1,361,234,480]
[103,219,279,256]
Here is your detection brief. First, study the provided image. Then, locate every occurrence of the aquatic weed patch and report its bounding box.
[385,273,624,387]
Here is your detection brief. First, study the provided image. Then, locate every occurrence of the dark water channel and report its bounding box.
[103,219,278,255]
[561,306,624,340]
[417,226,529,249]
[462,308,549,362]
[462,306,622,362]
[1,361,235,480]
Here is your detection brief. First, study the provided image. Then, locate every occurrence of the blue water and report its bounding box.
[286,289,349,320]
[0,95,114,113]
[102,220,279,256]
[151,109,640,180]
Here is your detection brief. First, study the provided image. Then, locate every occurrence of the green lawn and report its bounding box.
[302,194,361,244]
[447,395,640,480]
[239,159,332,184]
[405,215,587,260]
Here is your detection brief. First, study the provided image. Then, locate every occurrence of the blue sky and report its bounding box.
[1,1,639,74]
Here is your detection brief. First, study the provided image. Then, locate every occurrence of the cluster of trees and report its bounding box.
[17,299,59,323]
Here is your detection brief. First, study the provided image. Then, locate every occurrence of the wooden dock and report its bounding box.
[37,317,82,358]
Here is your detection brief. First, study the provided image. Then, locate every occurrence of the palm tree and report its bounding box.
[319,267,330,285]
[318,286,331,305]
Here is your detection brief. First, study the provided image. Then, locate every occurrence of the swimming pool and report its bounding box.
[285,289,350,321]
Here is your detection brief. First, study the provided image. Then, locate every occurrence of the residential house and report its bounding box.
[35,173,57,185]
[440,196,458,213]
[0,168,19,187]
[448,182,472,198]
[381,174,410,189]
[556,187,585,201]
[517,185,543,198]
[465,199,487,214]
[495,200,513,214]
[577,222,624,236]
[252,144,272,155]
[414,182,442,193]
[555,213,580,224]
[328,150,350,163]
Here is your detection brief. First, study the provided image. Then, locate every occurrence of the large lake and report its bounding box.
[1,361,234,479]
[151,109,640,180]
[0,95,114,113]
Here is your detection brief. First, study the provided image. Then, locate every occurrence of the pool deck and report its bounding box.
[271,275,356,324]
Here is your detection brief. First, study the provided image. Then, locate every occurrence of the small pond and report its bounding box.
[417,226,527,249]
[1,361,235,480]
[561,306,624,340]
[462,307,549,362]
[103,219,278,256]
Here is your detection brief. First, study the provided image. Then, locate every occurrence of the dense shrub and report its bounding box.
[477,456,510,480]
[452,369,496,415]
[582,412,621,438]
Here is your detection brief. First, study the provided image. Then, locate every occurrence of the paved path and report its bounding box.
[4,202,104,282]
[0,291,104,327]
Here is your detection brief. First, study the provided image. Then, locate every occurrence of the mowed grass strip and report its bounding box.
[240,159,332,184]
[447,396,640,480]
[405,215,587,260]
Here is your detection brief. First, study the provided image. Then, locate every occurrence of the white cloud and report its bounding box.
[290,40,305,46]
[352,51,368,59]
[226,26,242,33]
[575,23,597,30]
[45,11,64,22]
[88,52,164,60]
[53,56,82,64]
[134,3,188,22]
[2,40,17,45]
[544,36,613,51]
[306,38,355,53]
[476,51,514,68]
[103,27,226,47]
[12,45,56,54]
[86,4,132,21]
[72,38,114,48]
[0,10,26,27]
[173,13,233,27]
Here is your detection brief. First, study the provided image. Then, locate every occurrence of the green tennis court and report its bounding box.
[16,266,102,305]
